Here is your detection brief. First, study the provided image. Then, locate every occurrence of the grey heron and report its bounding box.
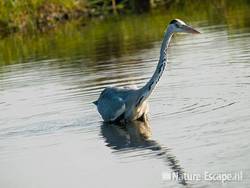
[94,19,200,122]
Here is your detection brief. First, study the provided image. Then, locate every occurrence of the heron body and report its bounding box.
[95,86,149,122]
[94,19,200,122]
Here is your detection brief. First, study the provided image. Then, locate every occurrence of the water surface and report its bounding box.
[1,3,250,188]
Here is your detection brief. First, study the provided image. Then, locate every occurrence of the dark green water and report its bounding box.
[0,1,250,188]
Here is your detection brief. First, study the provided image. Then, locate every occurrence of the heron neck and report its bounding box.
[136,27,173,107]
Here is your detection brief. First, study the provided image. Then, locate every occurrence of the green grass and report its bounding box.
[1,0,248,35]
[0,0,84,33]
[0,0,180,34]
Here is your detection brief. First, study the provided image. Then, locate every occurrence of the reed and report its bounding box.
[0,0,86,34]
[0,0,249,35]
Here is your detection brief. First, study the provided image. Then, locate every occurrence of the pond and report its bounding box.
[0,1,250,188]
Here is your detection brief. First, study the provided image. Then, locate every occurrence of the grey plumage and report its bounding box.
[94,19,200,122]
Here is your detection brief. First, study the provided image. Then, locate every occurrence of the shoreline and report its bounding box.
[0,0,249,37]
[0,0,179,37]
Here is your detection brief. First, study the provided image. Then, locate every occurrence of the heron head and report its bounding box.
[169,19,200,34]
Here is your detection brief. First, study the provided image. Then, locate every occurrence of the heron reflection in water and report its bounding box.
[100,120,187,186]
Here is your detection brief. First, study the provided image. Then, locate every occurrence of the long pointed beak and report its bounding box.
[183,25,200,34]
